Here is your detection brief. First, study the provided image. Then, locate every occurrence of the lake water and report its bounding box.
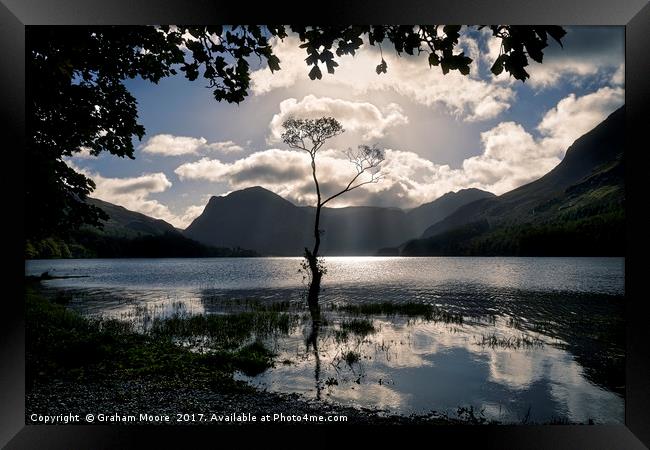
[25,257,625,424]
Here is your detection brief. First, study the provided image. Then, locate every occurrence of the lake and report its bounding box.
[25,256,625,424]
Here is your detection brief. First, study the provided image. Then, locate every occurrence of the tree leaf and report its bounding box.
[376,59,387,74]
[546,26,567,47]
[325,59,338,74]
[308,65,322,80]
[491,54,507,76]
[267,54,281,72]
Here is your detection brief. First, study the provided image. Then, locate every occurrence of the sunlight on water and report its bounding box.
[26,256,624,295]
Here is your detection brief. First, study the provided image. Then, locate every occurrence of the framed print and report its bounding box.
[3,0,649,448]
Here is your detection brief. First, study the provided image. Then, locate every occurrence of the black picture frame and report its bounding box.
[2,0,648,447]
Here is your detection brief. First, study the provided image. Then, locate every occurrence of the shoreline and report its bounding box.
[26,377,466,425]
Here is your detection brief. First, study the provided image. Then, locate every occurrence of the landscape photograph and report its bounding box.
[25,25,625,425]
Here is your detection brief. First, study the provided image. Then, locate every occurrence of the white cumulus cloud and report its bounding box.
[268,95,408,142]
[174,87,624,207]
[205,140,244,153]
[66,162,203,229]
[140,134,245,156]
[611,64,624,86]
[251,35,514,122]
[461,86,624,193]
[72,147,96,159]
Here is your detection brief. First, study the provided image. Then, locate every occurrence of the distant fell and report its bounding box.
[184,186,493,256]
[403,105,625,256]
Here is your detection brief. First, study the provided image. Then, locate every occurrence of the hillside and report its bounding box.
[85,197,178,237]
[402,106,625,256]
[25,198,257,259]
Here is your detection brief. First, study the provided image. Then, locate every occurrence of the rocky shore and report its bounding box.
[26,377,458,425]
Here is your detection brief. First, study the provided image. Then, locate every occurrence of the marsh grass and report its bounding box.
[333,329,350,343]
[150,311,299,350]
[456,406,490,425]
[204,297,304,313]
[231,341,276,376]
[475,332,544,349]
[331,301,463,324]
[25,288,286,387]
[343,350,361,366]
[339,318,376,336]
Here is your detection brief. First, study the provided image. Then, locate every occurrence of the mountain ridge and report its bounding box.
[402,105,625,256]
[184,186,495,256]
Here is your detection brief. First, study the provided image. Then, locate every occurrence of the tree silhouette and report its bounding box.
[282,117,384,311]
[27,25,566,241]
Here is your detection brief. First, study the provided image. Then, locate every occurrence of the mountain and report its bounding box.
[406,188,496,234]
[25,198,257,259]
[86,197,177,237]
[184,187,313,256]
[402,105,625,256]
[184,186,493,256]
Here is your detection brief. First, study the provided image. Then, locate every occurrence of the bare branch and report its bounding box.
[322,144,385,206]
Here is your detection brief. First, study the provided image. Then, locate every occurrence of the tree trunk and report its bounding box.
[305,199,324,310]
[305,249,322,310]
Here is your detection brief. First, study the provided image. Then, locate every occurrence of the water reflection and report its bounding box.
[236,315,623,423]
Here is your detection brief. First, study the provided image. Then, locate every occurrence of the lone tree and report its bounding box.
[281,117,385,310]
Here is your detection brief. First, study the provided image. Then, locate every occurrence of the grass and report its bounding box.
[475,332,544,349]
[25,287,284,389]
[331,301,463,324]
[339,318,376,336]
[456,406,490,425]
[203,297,302,313]
[150,311,299,350]
[343,351,361,366]
[231,341,276,376]
[332,318,376,343]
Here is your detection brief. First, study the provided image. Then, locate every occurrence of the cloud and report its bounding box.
[268,95,408,142]
[526,60,601,89]
[522,27,624,90]
[251,34,514,122]
[175,87,624,208]
[461,86,624,193]
[72,147,96,159]
[175,148,376,206]
[177,204,206,228]
[140,134,245,156]
[611,64,624,86]
[536,86,624,154]
[478,26,624,91]
[141,134,206,156]
[175,150,308,185]
[67,162,202,229]
[480,29,503,70]
[176,147,469,208]
[461,122,560,194]
[205,140,244,153]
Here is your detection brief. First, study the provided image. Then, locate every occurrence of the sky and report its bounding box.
[68,26,625,229]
